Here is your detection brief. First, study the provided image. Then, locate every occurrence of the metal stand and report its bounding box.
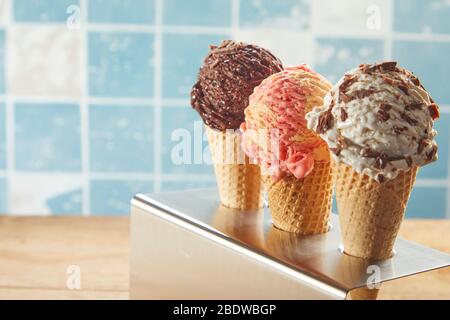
[130,188,450,300]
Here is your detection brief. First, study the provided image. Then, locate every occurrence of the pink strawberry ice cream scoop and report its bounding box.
[241,65,332,179]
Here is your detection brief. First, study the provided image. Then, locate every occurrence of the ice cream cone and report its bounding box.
[265,161,333,234]
[334,161,418,260]
[206,126,263,210]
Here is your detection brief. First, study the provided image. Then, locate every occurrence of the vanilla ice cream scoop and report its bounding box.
[306,61,439,182]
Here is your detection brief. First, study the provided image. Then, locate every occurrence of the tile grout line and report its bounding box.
[153,0,163,192]
[4,0,13,214]
[231,0,239,36]
[80,0,90,216]
[383,0,394,60]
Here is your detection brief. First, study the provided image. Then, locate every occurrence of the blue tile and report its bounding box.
[0,178,6,213]
[47,189,82,215]
[417,113,449,179]
[90,179,153,215]
[88,0,154,25]
[161,179,216,192]
[161,106,214,175]
[14,0,79,22]
[164,0,231,26]
[314,38,384,83]
[239,0,310,29]
[15,103,81,171]
[162,34,226,99]
[332,193,337,214]
[392,41,450,105]
[88,32,154,98]
[0,103,5,169]
[406,186,447,219]
[394,0,450,34]
[0,29,4,94]
[90,104,154,173]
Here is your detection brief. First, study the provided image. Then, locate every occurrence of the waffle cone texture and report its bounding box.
[334,161,418,260]
[206,126,263,210]
[265,161,333,234]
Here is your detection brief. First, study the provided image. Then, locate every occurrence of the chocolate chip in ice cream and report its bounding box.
[377,109,390,122]
[428,103,440,120]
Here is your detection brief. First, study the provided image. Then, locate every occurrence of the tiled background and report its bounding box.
[0,0,449,218]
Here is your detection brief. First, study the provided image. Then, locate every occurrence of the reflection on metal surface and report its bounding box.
[130,188,450,300]
[212,205,265,249]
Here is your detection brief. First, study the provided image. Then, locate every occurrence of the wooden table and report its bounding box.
[0,216,449,300]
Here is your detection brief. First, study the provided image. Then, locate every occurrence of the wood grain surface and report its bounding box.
[0,216,448,300]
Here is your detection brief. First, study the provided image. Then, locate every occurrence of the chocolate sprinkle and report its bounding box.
[405,102,424,111]
[316,110,333,134]
[339,91,350,103]
[330,147,341,156]
[405,156,413,167]
[418,138,429,154]
[428,103,440,120]
[374,153,389,169]
[362,148,380,158]
[393,125,407,134]
[426,145,438,161]
[377,174,386,183]
[398,85,409,95]
[353,89,375,100]
[379,61,397,71]
[377,109,390,122]
[380,103,392,111]
[401,112,418,126]
[340,108,348,121]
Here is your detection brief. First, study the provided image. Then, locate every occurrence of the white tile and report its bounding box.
[312,0,390,35]
[233,29,313,67]
[0,0,9,26]
[8,26,82,97]
[9,173,82,215]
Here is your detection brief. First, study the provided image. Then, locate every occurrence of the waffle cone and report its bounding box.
[206,126,263,210]
[265,161,333,234]
[334,162,418,260]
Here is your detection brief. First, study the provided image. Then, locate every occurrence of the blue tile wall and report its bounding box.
[406,186,447,219]
[14,0,80,23]
[0,1,448,218]
[47,189,83,215]
[88,0,155,25]
[0,103,5,169]
[88,32,154,98]
[239,0,310,29]
[0,178,6,213]
[394,0,450,34]
[0,29,4,94]
[314,38,384,83]
[161,105,214,175]
[90,104,154,173]
[392,41,450,105]
[162,34,226,99]
[164,0,231,27]
[90,179,153,215]
[14,103,81,172]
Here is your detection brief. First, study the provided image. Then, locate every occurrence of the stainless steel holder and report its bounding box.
[130,188,450,300]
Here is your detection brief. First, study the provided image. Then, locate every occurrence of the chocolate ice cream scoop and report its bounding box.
[191,40,283,131]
